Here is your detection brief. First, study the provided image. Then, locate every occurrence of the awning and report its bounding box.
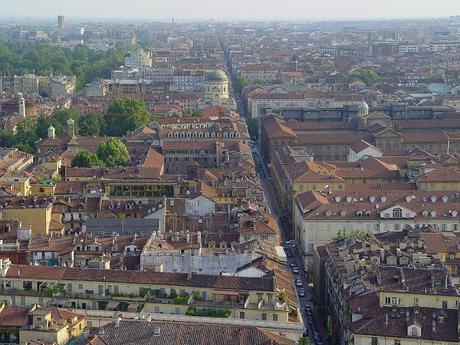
[107,301,119,310]
[212,290,240,296]
[127,303,139,313]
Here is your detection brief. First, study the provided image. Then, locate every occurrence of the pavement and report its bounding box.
[251,145,328,345]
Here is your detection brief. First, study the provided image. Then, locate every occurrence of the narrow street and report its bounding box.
[221,42,327,344]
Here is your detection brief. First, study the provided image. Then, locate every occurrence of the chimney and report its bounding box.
[115,316,121,328]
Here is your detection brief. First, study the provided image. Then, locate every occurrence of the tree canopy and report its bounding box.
[0,40,131,90]
[97,138,130,167]
[348,69,380,86]
[0,97,149,154]
[13,120,38,153]
[71,150,100,168]
[234,76,249,93]
[36,109,79,139]
[103,98,151,136]
[77,113,102,136]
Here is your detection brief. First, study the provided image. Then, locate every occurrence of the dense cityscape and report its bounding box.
[0,6,459,345]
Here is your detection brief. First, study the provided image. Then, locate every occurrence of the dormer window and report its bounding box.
[393,208,402,218]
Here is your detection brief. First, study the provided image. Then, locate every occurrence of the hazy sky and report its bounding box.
[1,0,459,20]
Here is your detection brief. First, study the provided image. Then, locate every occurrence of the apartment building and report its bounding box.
[294,190,460,270]
[0,259,301,327]
[315,234,460,345]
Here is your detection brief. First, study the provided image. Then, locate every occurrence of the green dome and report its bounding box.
[207,70,228,81]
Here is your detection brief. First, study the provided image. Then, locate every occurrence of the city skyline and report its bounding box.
[1,0,460,21]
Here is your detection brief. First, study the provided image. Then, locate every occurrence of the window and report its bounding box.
[272,314,278,321]
[371,337,378,345]
[393,208,402,218]
[385,297,391,305]
[413,298,419,306]
[391,297,399,305]
[394,340,400,345]
[411,327,417,337]
[262,313,267,320]
[442,301,448,309]
[240,312,245,319]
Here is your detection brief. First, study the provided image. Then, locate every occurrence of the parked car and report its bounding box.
[298,288,305,297]
[296,278,303,287]
[292,267,300,274]
[290,262,297,268]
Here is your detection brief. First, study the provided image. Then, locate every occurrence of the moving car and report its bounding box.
[298,288,305,297]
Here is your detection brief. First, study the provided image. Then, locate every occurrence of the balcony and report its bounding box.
[188,298,244,309]
[0,288,53,297]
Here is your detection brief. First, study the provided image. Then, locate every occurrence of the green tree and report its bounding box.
[13,120,38,153]
[103,98,150,136]
[348,69,380,86]
[71,150,100,168]
[234,76,249,93]
[0,40,132,90]
[78,113,102,136]
[52,109,79,133]
[97,138,130,167]
[0,130,15,147]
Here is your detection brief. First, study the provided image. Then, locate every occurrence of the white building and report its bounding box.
[124,48,153,68]
[347,140,383,162]
[203,70,230,106]
[184,195,215,217]
[294,190,460,271]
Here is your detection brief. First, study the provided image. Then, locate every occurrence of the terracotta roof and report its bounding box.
[351,306,458,342]
[0,305,30,327]
[296,190,460,221]
[5,265,275,292]
[417,167,460,183]
[91,319,294,345]
[142,148,164,169]
[348,140,382,154]
[262,117,297,139]
[286,161,343,183]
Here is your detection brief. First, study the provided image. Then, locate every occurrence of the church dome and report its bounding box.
[358,101,369,110]
[206,70,228,81]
